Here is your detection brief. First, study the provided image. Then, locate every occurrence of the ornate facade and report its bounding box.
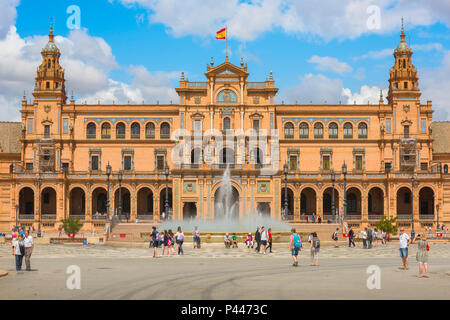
[1,24,450,232]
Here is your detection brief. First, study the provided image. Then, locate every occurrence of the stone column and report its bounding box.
[240,81,244,105]
[362,193,368,223]
[210,111,214,131]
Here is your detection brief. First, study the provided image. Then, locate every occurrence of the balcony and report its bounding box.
[397,215,412,221]
[42,215,56,220]
[137,215,153,220]
[116,133,125,139]
[368,215,383,221]
[86,134,96,139]
[345,215,362,221]
[419,215,434,220]
[92,215,108,221]
[19,215,34,220]
[247,82,266,87]
[131,134,140,139]
[69,215,86,221]
[160,134,170,140]
[145,134,155,139]
[101,134,111,139]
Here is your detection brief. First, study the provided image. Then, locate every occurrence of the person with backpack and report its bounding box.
[309,232,320,266]
[332,228,339,248]
[289,228,302,267]
[150,226,160,258]
[162,230,168,255]
[175,226,184,255]
[193,226,200,249]
[12,233,25,271]
[168,229,175,255]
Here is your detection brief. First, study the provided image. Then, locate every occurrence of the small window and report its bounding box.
[116,123,125,139]
[146,123,155,139]
[44,125,50,138]
[223,117,231,130]
[299,123,309,138]
[157,156,165,170]
[160,122,170,139]
[289,155,297,170]
[343,122,353,138]
[86,123,96,138]
[420,162,428,171]
[329,122,338,138]
[131,123,140,138]
[253,119,260,131]
[194,120,202,132]
[403,125,410,138]
[404,82,408,89]
[46,82,50,89]
[421,119,427,133]
[322,155,330,170]
[358,123,367,138]
[101,123,111,139]
[314,123,324,138]
[91,155,99,171]
[385,162,392,173]
[394,82,398,89]
[123,156,132,171]
[25,163,33,171]
[355,155,363,171]
[444,165,448,174]
[284,122,294,139]
[62,163,69,173]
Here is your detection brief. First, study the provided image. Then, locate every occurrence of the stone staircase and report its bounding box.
[108,222,159,243]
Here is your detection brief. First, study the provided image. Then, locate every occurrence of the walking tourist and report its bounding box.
[168,229,175,255]
[246,233,253,248]
[175,227,184,255]
[267,228,273,253]
[318,216,322,224]
[367,226,373,249]
[23,230,33,271]
[290,228,302,267]
[193,226,200,249]
[12,234,25,271]
[151,226,160,258]
[260,226,268,254]
[348,226,356,247]
[381,229,387,246]
[19,226,25,237]
[162,230,168,255]
[224,233,231,248]
[373,228,379,245]
[255,227,261,253]
[414,233,430,278]
[332,228,339,248]
[231,233,238,248]
[309,232,320,266]
[362,228,368,249]
[399,227,411,270]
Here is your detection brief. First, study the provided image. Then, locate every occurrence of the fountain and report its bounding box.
[160,165,291,232]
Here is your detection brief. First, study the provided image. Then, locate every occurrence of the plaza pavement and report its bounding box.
[0,242,449,300]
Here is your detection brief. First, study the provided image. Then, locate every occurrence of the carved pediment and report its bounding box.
[401,119,413,126]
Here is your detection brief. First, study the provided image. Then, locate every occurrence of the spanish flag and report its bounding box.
[216,27,226,39]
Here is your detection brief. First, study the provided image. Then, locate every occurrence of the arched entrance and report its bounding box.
[419,187,434,217]
[280,187,294,218]
[159,188,173,220]
[70,187,85,218]
[137,188,154,219]
[322,187,339,219]
[368,187,384,217]
[41,187,57,217]
[397,187,412,216]
[346,187,361,218]
[92,187,107,217]
[214,185,239,220]
[300,187,316,217]
[19,187,34,217]
[183,202,197,219]
[114,187,131,218]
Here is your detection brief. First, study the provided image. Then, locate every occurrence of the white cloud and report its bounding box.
[308,55,352,74]
[342,85,387,105]
[116,0,450,41]
[411,42,444,52]
[0,0,19,39]
[358,48,393,60]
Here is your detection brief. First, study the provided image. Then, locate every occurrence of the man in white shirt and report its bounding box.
[398,227,411,270]
[23,230,34,271]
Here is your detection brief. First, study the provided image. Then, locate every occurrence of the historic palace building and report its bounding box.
[1,23,450,232]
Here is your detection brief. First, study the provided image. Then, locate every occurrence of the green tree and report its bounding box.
[375,216,398,241]
[61,217,83,236]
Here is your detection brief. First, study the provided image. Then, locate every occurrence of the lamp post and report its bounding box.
[118,170,123,221]
[37,175,42,237]
[410,173,415,241]
[283,163,289,220]
[331,171,336,223]
[342,162,347,225]
[15,204,19,229]
[164,162,170,220]
[106,163,111,220]
[436,203,440,231]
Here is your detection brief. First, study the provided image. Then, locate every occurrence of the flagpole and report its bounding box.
[226,25,228,61]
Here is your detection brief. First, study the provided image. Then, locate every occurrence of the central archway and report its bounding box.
[214,185,239,220]
[183,202,197,220]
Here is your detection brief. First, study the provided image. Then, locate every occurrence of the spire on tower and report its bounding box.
[49,17,54,42]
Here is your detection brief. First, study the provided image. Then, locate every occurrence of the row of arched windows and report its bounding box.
[284,122,368,139]
[86,122,171,139]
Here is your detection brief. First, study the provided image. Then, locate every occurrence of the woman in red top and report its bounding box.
[267,228,273,253]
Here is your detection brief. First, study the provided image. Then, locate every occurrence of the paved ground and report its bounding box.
[0,242,449,299]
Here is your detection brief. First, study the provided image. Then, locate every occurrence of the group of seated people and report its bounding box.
[224,233,254,248]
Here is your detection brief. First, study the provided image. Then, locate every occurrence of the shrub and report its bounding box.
[61,217,83,235]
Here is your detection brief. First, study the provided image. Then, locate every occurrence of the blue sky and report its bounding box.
[2,0,450,120]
